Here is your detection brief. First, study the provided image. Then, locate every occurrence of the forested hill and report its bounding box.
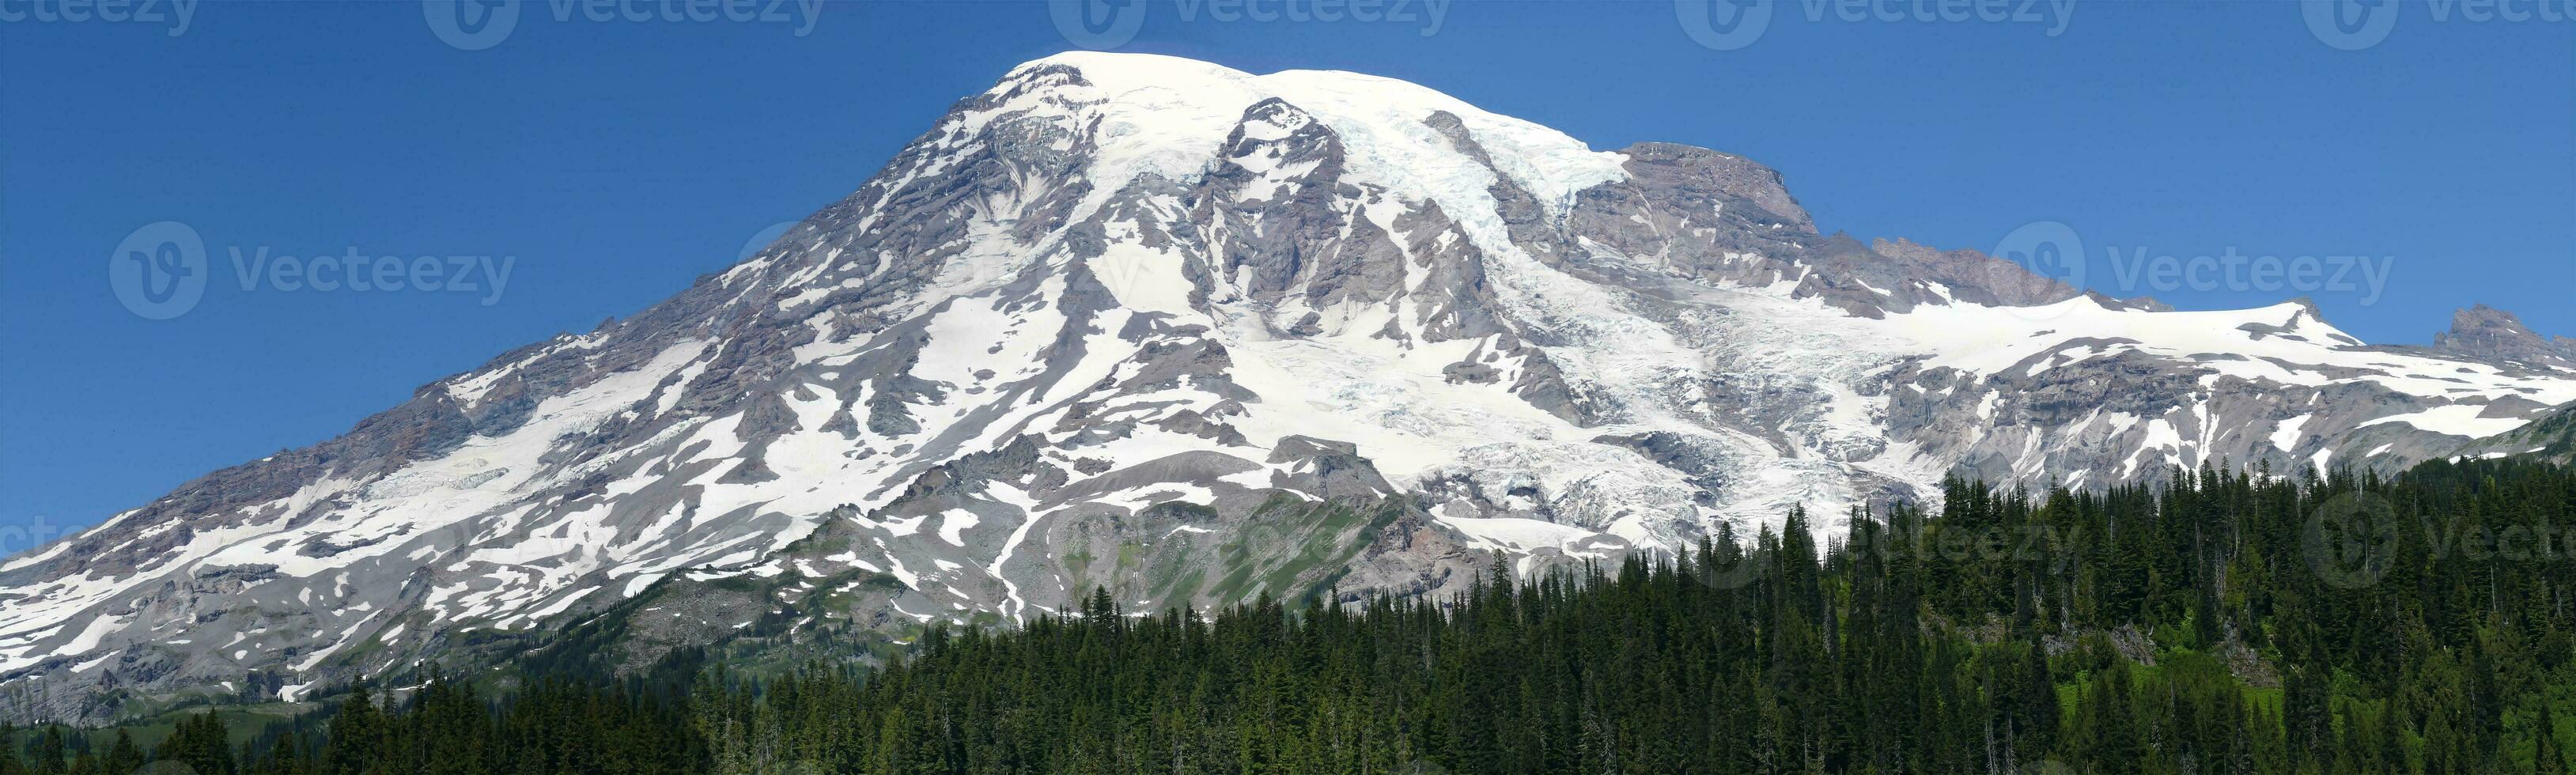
[13,456,2576,774]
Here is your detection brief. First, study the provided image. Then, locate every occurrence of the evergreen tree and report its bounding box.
[10,456,2575,775]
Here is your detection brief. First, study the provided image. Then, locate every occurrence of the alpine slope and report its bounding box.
[6,52,2570,722]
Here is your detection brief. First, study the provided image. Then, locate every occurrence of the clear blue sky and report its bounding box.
[2,1,2569,546]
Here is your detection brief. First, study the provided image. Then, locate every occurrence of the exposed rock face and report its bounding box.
[2434,304,2576,368]
[2448,403,2576,467]
[5,52,2572,724]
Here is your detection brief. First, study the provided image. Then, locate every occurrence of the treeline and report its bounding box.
[3,677,700,775]
[9,457,2576,773]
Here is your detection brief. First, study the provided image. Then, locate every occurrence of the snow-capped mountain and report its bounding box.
[6,52,2571,722]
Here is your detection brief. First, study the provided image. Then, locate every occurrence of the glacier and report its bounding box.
[2,51,2570,723]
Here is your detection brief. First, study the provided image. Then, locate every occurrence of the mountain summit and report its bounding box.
[6,52,2571,722]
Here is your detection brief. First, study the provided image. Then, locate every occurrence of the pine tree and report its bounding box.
[32,726,66,775]
[322,684,384,775]
[18,456,2574,775]
[2539,696,2564,775]
[100,730,140,775]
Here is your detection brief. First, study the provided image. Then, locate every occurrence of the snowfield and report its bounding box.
[2,52,2568,724]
